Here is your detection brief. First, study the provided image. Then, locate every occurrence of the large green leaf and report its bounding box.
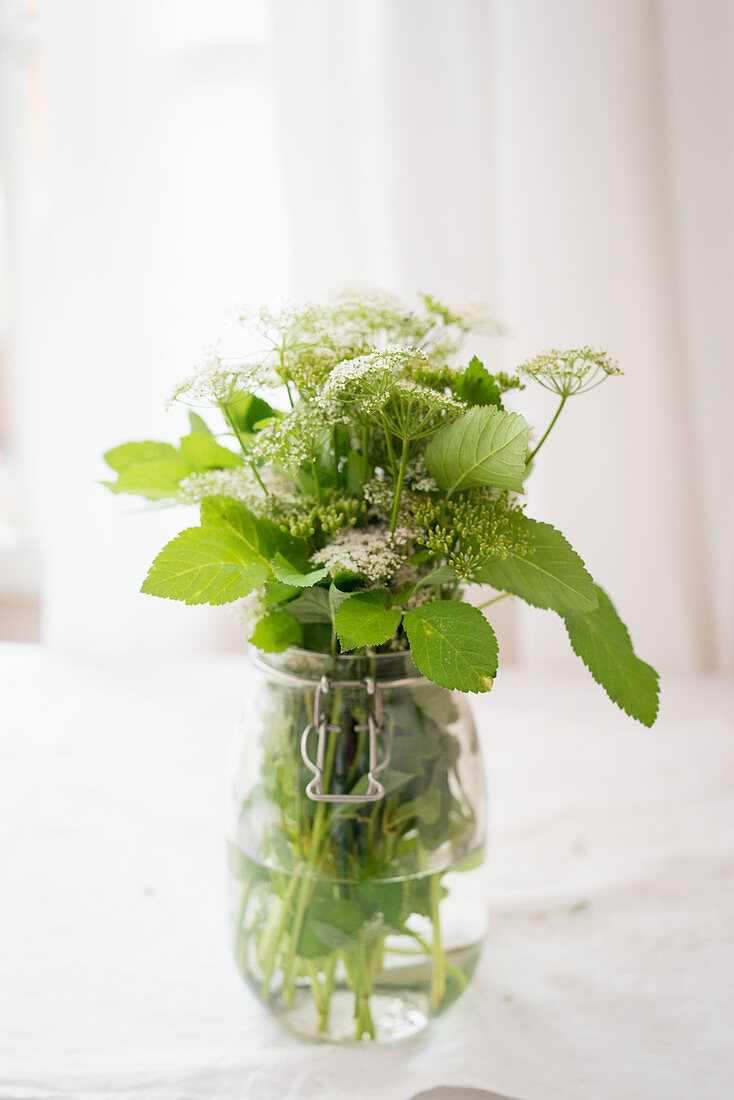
[563,585,659,726]
[103,441,180,473]
[335,590,403,651]
[179,433,241,470]
[141,527,269,604]
[102,459,190,500]
[424,406,528,494]
[403,601,498,693]
[103,431,242,501]
[200,497,308,570]
[474,518,598,613]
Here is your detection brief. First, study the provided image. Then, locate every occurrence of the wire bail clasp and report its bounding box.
[300,674,390,803]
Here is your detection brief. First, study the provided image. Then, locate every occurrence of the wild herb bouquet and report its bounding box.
[104,291,659,1042]
[104,290,658,726]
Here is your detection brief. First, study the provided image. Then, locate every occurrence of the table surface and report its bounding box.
[1,644,732,1100]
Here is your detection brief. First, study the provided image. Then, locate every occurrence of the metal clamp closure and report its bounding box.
[300,674,390,803]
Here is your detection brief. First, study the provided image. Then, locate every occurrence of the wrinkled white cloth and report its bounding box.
[1,644,732,1100]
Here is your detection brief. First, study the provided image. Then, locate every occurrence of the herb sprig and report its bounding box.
[104,289,658,725]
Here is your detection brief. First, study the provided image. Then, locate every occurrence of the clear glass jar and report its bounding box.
[227,647,487,1044]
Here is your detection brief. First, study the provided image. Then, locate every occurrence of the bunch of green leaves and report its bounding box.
[103,290,659,726]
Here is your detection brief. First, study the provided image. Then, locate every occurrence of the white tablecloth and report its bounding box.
[1,643,732,1100]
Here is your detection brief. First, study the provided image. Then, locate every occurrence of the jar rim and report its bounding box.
[250,645,424,684]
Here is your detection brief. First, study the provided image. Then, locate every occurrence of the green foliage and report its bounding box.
[424,406,528,495]
[104,459,192,500]
[473,517,598,612]
[403,601,498,693]
[179,433,241,470]
[227,392,277,433]
[141,527,269,604]
[188,411,213,436]
[563,586,659,726]
[104,431,240,500]
[201,497,308,572]
[270,552,329,588]
[105,288,657,722]
[104,441,180,473]
[249,609,303,652]
[412,489,529,579]
[454,356,503,408]
[335,590,403,651]
[283,587,332,624]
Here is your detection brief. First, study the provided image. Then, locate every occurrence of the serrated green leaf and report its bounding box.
[403,601,498,693]
[473,518,598,613]
[200,496,308,570]
[455,356,503,408]
[103,441,180,474]
[415,564,456,589]
[270,552,329,588]
[141,527,269,604]
[335,590,403,652]
[328,574,362,620]
[563,585,659,726]
[425,406,528,495]
[179,433,241,471]
[249,608,302,652]
[103,459,190,499]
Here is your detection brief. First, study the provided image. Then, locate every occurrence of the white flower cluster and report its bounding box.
[519,347,621,396]
[311,527,403,583]
[316,346,428,413]
[390,377,463,414]
[249,404,335,467]
[167,354,278,408]
[228,587,266,638]
[178,468,259,505]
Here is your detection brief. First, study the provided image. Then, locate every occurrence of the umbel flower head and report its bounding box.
[167,353,278,407]
[519,347,621,397]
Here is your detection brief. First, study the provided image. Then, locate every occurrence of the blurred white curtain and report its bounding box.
[26,0,733,672]
[30,0,291,653]
[271,0,734,675]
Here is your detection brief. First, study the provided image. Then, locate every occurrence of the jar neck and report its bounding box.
[250,646,421,685]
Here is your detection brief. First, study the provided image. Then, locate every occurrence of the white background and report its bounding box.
[1,0,731,672]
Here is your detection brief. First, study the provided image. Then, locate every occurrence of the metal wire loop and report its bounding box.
[300,675,390,803]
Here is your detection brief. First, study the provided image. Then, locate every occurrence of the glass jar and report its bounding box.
[227,647,487,1044]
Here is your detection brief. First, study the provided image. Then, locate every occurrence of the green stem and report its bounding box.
[476,592,511,611]
[219,401,269,495]
[280,685,342,1004]
[402,930,468,992]
[318,954,338,1032]
[332,427,340,486]
[382,422,398,481]
[360,427,369,483]
[310,459,323,503]
[389,439,409,535]
[527,394,567,464]
[429,871,446,1009]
